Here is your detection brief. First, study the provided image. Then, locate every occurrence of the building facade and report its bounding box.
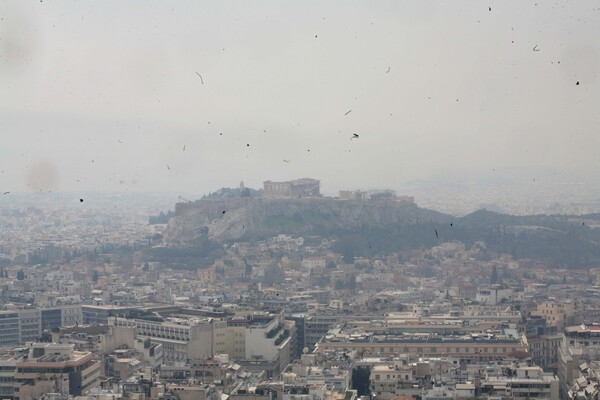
[7,343,102,398]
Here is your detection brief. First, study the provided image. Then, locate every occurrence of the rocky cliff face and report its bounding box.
[164,198,423,243]
[158,200,600,268]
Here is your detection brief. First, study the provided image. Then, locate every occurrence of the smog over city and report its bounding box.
[1,2,600,399]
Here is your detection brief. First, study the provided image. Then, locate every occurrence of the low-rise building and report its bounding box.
[0,343,103,398]
[112,315,214,363]
[316,328,528,364]
[481,365,559,400]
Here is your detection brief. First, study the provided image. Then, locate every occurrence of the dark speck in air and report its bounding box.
[450,223,453,227]
[246,144,250,147]
[167,165,171,170]
[350,133,359,140]
[533,45,540,51]
[3,192,9,195]
[583,222,586,226]
[315,35,318,38]
[386,67,391,73]
[435,229,439,239]
[219,133,223,136]
[344,109,352,116]
[222,211,226,215]
[576,81,580,85]
[307,149,310,152]
[489,6,491,11]
[79,199,83,203]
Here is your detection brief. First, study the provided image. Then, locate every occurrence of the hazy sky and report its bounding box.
[1,1,599,195]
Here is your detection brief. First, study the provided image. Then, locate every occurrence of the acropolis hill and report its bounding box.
[164,179,418,243]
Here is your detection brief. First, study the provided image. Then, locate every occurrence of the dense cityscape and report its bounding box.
[1,179,600,400]
[3,1,600,399]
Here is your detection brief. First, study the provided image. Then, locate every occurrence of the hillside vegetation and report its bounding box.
[158,198,600,268]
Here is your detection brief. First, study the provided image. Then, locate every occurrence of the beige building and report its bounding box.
[559,325,600,399]
[481,365,559,400]
[224,323,246,360]
[533,301,577,331]
[110,311,294,373]
[199,267,217,285]
[108,354,142,380]
[10,343,102,398]
[0,360,16,399]
[212,319,228,355]
[370,364,402,400]
[316,329,528,364]
[165,383,220,400]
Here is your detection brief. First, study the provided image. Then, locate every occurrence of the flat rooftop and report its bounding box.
[321,330,523,344]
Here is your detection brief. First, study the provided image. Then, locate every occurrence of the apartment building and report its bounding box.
[558,325,600,399]
[525,316,562,370]
[533,301,578,331]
